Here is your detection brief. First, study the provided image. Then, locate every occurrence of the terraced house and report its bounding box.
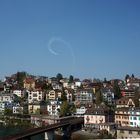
[129,108,140,127]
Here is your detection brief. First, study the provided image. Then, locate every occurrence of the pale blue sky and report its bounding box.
[0,0,140,80]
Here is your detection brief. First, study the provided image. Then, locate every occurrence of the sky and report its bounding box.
[0,0,140,80]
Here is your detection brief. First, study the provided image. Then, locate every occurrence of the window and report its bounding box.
[133,117,137,120]
[138,131,140,135]
[129,130,132,134]
[120,130,124,133]
[130,117,132,120]
[130,122,133,125]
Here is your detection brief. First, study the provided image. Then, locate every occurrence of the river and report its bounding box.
[0,126,96,140]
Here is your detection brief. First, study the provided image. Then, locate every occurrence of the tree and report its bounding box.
[4,108,13,116]
[95,90,103,105]
[60,101,70,116]
[69,75,74,83]
[113,80,121,99]
[16,71,27,88]
[132,74,135,78]
[61,90,67,101]
[125,74,130,83]
[56,73,63,82]
[104,78,107,82]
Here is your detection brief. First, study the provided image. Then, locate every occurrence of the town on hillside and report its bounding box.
[1,72,140,139]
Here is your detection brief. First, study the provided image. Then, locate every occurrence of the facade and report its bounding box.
[28,104,41,114]
[101,87,114,105]
[84,105,112,128]
[75,106,87,116]
[0,102,5,113]
[47,101,61,116]
[99,123,116,136]
[13,90,23,97]
[117,127,140,139]
[28,90,43,103]
[129,108,140,127]
[0,93,13,103]
[115,107,129,127]
[75,89,93,105]
[24,78,35,90]
[121,88,135,98]
[47,90,62,101]
[13,105,23,114]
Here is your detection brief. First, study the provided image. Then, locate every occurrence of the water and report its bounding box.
[0,126,86,140]
[0,126,44,139]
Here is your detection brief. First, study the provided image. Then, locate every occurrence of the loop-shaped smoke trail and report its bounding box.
[48,37,76,65]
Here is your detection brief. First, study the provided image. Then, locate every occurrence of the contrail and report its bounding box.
[48,37,76,65]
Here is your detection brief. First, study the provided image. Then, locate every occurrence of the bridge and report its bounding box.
[0,117,84,140]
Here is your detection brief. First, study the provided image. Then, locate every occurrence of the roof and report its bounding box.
[86,104,110,115]
[24,78,35,84]
[116,97,134,105]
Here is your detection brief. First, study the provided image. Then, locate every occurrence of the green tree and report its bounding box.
[4,108,13,116]
[69,75,74,83]
[60,101,70,116]
[113,80,121,99]
[56,73,63,82]
[16,71,27,88]
[125,74,130,82]
[95,90,103,105]
[61,90,67,101]
[132,74,135,78]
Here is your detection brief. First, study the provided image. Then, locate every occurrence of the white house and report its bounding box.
[13,90,23,97]
[28,90,43,103]
[47,101,62,116]
[13,104,23,114]
[0,102,5,113]
[129,108,140,127]
[75,106,87,116]
[74,79,81,87]
[0,93,13,103]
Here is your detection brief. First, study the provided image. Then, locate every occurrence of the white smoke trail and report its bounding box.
[48,37,76,65]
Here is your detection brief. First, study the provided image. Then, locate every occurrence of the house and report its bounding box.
[28,103,41,114]
[28,90,43,104]
[47,90,56,100]
[13,104,23,114]
[99,123,116,136]
[24,78,35,90]
[126,77,140,88]
[74,79,81,87]
[47,101,62,116]
[84,105,113,129]
[12,90,23,97]
[116,97,135,108]
[65,89,73,103]
[117,126,140,139]
[121,87,135,98]
[129,108,140,127]
[75,89,94,106]
[0,92,13,103]
[101,87,114,105]
[75,106,87,117]
[52,83,62,90]
[0,102,5,113]
[115,107,129,127]
[47,90,62,101]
